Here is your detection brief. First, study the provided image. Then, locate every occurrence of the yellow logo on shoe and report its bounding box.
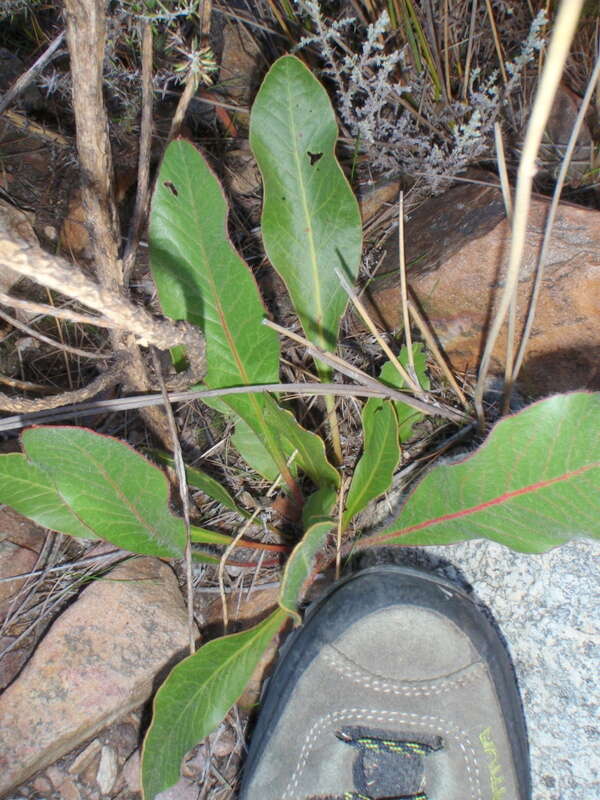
[480,727,507,800]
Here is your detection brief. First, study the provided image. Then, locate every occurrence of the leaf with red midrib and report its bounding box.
[358,392,600,553]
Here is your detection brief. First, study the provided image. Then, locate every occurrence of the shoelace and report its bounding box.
[308,731,443,800]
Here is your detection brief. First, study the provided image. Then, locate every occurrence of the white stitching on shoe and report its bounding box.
[282,709,482,800]
[324,646,486,696]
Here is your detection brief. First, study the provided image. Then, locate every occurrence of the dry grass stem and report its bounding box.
[0,307,110,360]
[474,0,585,421]
[484,0,507,85]
[218,508,262,633]
[406,294,469,409]
[511,47,600,387]
[397,192,416,381]
[333,269,420,394]
[151,347,193,649]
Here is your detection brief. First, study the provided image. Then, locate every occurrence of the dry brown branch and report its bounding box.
[0,292,119,329]
[0,306,109,360]
[2,109,71,148]
[0,223,205,359]
[0,352,129,412]
[63,0,179,446]
[0,31,66,115]
[122,20,154,284]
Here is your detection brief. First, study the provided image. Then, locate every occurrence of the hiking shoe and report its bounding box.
[240,566,530,800]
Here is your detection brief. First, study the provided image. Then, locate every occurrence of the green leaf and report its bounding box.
[0,427,185,558]
[250,55,362,353]
[342,400,400,529]
[231,414,282,484]
[0,453,97,540]
[379,343,430,442]
[279,520,334,621]
[359,393,600,553]
[141,608,287,800]
[190,526,236,547]
[151,450,250,517]
[302,485,337,529]
[149,140,292,483]
[264,400,340,489]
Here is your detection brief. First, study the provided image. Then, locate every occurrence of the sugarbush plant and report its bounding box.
[0,56,598,799]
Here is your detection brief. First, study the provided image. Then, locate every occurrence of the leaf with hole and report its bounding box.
[150,140,294,485]
[359,392,600,552]
[342,399,401,529]
[0,427,185,557]
[250,55,362,354]
[141,607,287,799]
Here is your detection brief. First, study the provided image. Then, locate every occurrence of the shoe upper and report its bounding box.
[240,568,530,800]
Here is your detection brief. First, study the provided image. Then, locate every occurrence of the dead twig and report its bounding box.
[0,224,205,361]
[64,0,173,446]
[0,307,110,360]
[123,21,154,284]
[0,353,129,413]
[0,31,66,115]
[151,347,195,656]
[0,380,469,433]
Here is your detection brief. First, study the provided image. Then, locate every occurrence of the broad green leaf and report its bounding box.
[342,400,401,528]
[264,401,340,489]
[141,608,287,800]
[151,450,251,517]
[302,485,338,529]
[0,453,97,540]
[232,398,340,491]
[14,427,185,558]
[250,55,362,353]
[359,393,600,553]
[379,343,430,442]
[149,140,291,482]
[231,414,282,484]
[279,520,334,621]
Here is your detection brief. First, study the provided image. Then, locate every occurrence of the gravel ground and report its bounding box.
[359,537,600,800]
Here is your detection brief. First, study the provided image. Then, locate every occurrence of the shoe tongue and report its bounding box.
[337,726,443,799]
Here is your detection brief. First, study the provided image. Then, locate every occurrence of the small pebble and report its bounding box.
[96,745,118,794]
[68,739,102,775]
[121,750,141,792]
[32,776,52,794]
[59,777,81,800]
[45,765,65,788]
[211,727,237,759]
